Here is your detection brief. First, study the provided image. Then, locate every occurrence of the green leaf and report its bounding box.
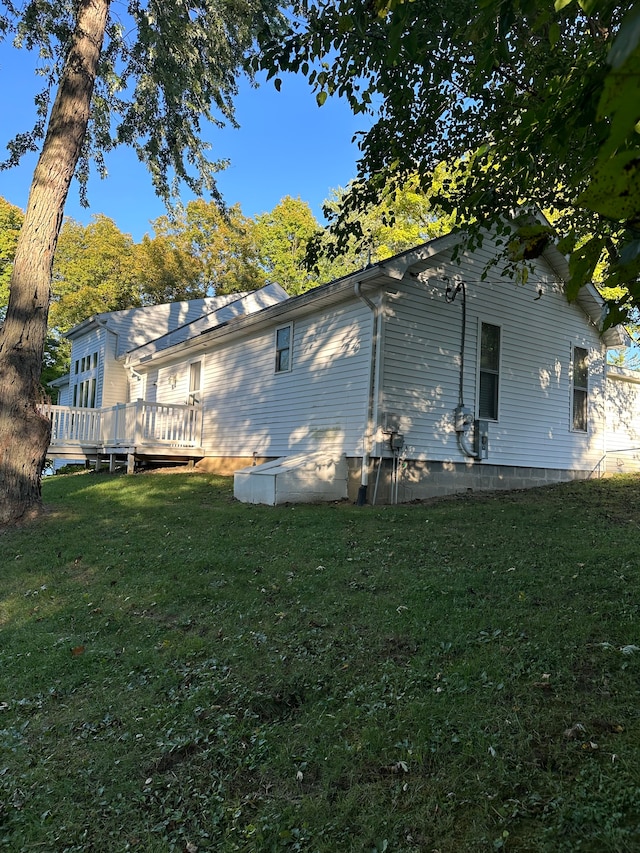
[577,0,601,15]
[556,232,576,256]
[554,0,573,11]
[566,236,606,300]
[577,151,640,221]
[597,46,640,158]
[608,6,640,70]
[316,90,328,107]
[274,77,282,92]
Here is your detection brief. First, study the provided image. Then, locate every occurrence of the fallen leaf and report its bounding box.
[71,645,85,657]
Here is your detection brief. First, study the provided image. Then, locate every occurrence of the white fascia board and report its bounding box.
[607,365,640,384]
[381,233,461,279]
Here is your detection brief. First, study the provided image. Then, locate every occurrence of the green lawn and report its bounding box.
[1,471,639,852]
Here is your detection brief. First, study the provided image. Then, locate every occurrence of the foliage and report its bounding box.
[1,472,640,851]
[314,170,460,279]
[39,332,71,398]
[1,0,285,206]
[0,195,23,314]
[261,0,640,321]
[50,215,139,332]
[137,200,266,301]
[254,195,322,294]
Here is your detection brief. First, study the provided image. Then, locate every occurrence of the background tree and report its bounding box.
[254,195,322,294]
[314,170,460,280]
[137,200,266,302]
[0,0,283,524]
[0,196,23,316]
[261,0,640,318]
[50,215,138,331]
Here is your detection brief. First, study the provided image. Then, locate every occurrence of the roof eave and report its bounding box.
[126,237,460,369]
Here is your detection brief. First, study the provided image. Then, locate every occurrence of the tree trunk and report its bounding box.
[0,0,110,525]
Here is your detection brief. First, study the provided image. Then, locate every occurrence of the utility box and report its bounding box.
[474,420,489,459]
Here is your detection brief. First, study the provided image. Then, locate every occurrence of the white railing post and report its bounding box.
[134,399,143,444]
[40,400,201,451]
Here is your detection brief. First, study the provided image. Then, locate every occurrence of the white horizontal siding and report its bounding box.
[605,372,640,472]
[68,326,104,407]
[198,300,372,458]
[381,243,607,471]
[102,330,132,407]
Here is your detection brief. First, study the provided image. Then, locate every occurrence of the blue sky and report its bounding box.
[0,41,370,242]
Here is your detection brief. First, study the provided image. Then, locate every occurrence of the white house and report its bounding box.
[44,232,640,503]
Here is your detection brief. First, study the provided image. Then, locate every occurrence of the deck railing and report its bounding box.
[41,400,202,449]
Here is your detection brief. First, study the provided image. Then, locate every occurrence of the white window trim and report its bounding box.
[72,350,99,408]
[275,323,293,374]
[571,343,589,433]
[476,318,502,422]
[187,356,204,405]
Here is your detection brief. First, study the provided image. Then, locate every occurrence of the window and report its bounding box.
[72,351,98,407]
[572,346,588,432]
[275,325,292,373]
[188,361,202,404]
[478,322,500,420]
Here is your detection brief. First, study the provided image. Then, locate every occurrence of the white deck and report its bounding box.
[41,400,203,465]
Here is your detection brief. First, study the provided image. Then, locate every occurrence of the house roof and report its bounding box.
[66,292,255,356]
[125,283,289,362]
[125,232,626,369]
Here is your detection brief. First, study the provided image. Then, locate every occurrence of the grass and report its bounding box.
[1,471,640,852]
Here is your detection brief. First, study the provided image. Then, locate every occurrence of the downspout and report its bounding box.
[355,280,382,505]
[447,279,479,459]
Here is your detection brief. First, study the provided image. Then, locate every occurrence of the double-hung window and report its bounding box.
[572,346,588,432]
[72,351,98,407]
[478,322,501,420]
[275,324,292,373]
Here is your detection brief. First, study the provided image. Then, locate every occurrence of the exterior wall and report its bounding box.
[68,326,105,407]
[605,369,640,472]
[184,298,374,459]
[102,329,132,406]
[380,241,607,474]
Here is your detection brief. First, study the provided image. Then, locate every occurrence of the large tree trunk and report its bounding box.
[0,0,110,525]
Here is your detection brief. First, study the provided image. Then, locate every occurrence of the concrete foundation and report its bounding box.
[346,457,595,505]
[195,456,276,475]
[194,454,598,505]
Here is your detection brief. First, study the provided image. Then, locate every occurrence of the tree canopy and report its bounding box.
[50,214,139,331]
[2,0,284,204]
[137,200,266,301]
[261,0,640,321]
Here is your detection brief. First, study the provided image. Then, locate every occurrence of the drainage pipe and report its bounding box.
[354,280,383,506]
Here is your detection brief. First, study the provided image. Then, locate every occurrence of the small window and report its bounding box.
[572,346,588,432]
[478,322,500,420]
[275,325,292,373]
[188,361,202,404]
